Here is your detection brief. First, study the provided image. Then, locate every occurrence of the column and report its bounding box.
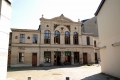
[71,51,74,65]
[70,33,73,45]
[51,51,54,66]
[79,35,82,45]
[41,32,44,44]
[60,33,64,44]
[79,51,83,64]
[61,51,65,64]
[51,32,54,44]
[40,49,44,65]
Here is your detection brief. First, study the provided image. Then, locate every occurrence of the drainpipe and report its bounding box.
[39,25,41,66]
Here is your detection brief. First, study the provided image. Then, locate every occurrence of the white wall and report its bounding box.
[0,0,11,80]
[97,0,120,78]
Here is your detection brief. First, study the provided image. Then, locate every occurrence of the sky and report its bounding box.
[11,0,101,30]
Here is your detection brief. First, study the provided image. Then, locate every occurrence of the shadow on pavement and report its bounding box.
[81,73,120,80]
[7,65,86,72]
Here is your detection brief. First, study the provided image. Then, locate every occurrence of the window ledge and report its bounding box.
[99,46,106,49]
[112,42,120,47]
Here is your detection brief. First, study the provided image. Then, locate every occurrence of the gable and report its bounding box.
[51,14,73,23]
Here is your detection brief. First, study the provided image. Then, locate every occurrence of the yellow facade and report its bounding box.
[10,14,100,67]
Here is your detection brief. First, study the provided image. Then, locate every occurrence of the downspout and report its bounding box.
[39,26,41,66]
[81,24,83,64]
[81,34,83,64]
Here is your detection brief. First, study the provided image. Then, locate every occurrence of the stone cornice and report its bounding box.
[11,28,40,32]
[40,14,81,24]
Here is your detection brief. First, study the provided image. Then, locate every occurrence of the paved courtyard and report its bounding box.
[7,65,110,80]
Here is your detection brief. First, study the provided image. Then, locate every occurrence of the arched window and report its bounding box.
[65,31,70,44]
[44,30,51,44]
[54,30,60,44]
[73,32,78,44]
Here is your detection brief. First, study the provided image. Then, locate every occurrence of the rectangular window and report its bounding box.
[94,40,96,47]
[20,34,25,43]
[19,53,24,63]
[33,34,38,43]
[74,52,79,63]
[87,37,90,45]
[44,51,51,63]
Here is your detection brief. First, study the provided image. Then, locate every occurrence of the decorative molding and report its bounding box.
[27,36,30,39]
[112,42,120,47]
[15,36,18,39]
[99,46,106,49]
[18,47,25,50]
[46,25,49,27]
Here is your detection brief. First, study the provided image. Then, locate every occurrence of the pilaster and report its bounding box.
[51,51,54,66]
[51,32,54,44]
[60,33,64,44]
[70,34,73,45]
[71,51,74,65]
[61,51,65,64]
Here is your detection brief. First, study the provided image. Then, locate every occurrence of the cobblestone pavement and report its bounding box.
[7,64,109,80]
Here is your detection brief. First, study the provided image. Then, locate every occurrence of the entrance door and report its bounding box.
[95,53,98,63]
[65,51,71,65]
[54,51,61,66]
[32,53,37,67]
[83,53,87,64]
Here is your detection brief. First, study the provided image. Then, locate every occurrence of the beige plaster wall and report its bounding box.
[10,15,97,67]
[12,31,40,44]
[11,47,40,67]
[93,37,99,47]
[82,35,93,45]
[97,0,120,78]
[82,48,94,63]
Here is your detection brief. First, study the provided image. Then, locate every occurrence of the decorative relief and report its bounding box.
[61,27,64,33]
[18,47,25,50]
[27,36,30,39]
[64,25,70,31]
[74,27,77,30]
[61,27,64,30]
[46,25,49,27]
[15,36,18,39]
[54,24,60,30]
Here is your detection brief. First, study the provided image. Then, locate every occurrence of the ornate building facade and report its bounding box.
[10,14,100,67]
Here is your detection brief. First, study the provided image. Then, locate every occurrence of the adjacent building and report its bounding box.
[95,0,120,78]
[81,16,100,63]
[10,14,99,67]
[0,0,12,80]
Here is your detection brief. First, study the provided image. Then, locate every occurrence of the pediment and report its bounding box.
[51,14,74,23]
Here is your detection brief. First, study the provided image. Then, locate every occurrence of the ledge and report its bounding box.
[99,46,106,49]
[112,42,120,47]
[5,0,11,5]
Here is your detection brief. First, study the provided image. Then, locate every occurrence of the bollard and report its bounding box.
[28,77,31,80]
[66,77,69,80]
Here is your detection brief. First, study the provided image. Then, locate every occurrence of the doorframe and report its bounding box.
[95,53,98,63]
[65,51,71,65]
[32,53,37,67]
[54,51,61,66]
[83,53,88,64]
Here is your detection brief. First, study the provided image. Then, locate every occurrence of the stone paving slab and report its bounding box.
[7,65,112,80]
